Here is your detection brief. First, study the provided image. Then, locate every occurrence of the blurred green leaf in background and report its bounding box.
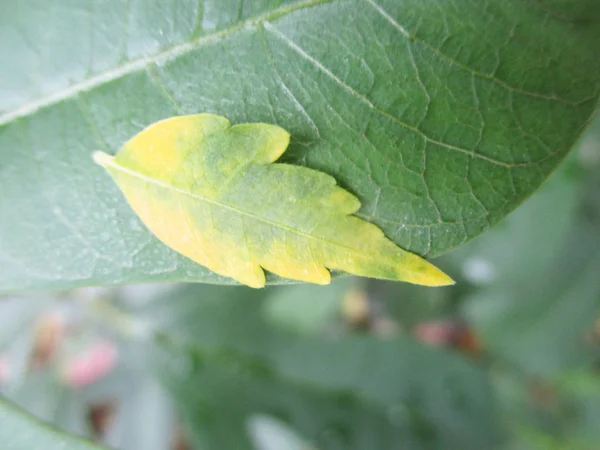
[1,0,600,449]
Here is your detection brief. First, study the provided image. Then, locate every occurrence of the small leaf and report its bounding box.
[93,114,452,288]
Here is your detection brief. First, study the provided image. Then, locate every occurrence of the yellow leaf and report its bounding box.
[93,114,453,288]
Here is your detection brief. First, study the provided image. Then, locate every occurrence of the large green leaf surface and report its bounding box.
[139,284,504,450]
[0,396,105,450]
[1,0,599,291]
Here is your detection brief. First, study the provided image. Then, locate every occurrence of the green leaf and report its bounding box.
[0,396,105,450]
[138,284,504,449]
[1,0,599,291]
[94,114,452,287]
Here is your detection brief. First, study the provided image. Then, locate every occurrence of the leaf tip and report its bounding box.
[420,265,455,287]
[92,151,114,168]
[396,252,455,287]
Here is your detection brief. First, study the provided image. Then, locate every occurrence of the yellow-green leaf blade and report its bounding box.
[93,114,452,288]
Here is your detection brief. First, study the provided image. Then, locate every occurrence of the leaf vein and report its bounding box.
[102,158,374,255]
[0,0,333,127]
[264,22,540,169]
[365,0,594,106]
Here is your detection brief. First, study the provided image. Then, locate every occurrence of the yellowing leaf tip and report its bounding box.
[419,261,455,287]
[424,268,455,287]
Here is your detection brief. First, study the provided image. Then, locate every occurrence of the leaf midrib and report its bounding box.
[0,0,332,127]
[100,155,372,255]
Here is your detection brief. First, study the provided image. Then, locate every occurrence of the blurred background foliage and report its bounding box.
[1,112,599,450]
